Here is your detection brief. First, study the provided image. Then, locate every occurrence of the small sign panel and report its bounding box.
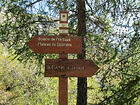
[26,35,82,54]
[61,13,67,22]
[60,11,68,23]
[45,59,99,77]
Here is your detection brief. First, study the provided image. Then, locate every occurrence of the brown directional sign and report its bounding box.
[45,59,99,77]
[26,35,82,54]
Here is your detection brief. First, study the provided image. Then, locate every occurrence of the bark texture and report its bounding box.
[77,0,87,105]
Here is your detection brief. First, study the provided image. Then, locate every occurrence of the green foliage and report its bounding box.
[0,44,59,104]
[0,0,139,105]
[0,1,58,68]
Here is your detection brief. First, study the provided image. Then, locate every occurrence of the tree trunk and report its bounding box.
[76,0,87,105]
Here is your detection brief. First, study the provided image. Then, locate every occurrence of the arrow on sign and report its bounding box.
[45,59,99,77]
[26,35,82,54]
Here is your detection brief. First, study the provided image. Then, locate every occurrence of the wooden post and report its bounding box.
[59,52,68,105]
[59,51,68,105]
[59,77,68,105]
[59,10,69,105]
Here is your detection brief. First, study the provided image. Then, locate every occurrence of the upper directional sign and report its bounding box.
[26,35,82,54]
[45,59,99,77]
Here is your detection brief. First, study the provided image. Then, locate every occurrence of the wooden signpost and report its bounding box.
[26,10,99,105]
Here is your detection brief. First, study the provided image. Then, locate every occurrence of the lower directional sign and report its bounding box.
[45,59,99,77]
